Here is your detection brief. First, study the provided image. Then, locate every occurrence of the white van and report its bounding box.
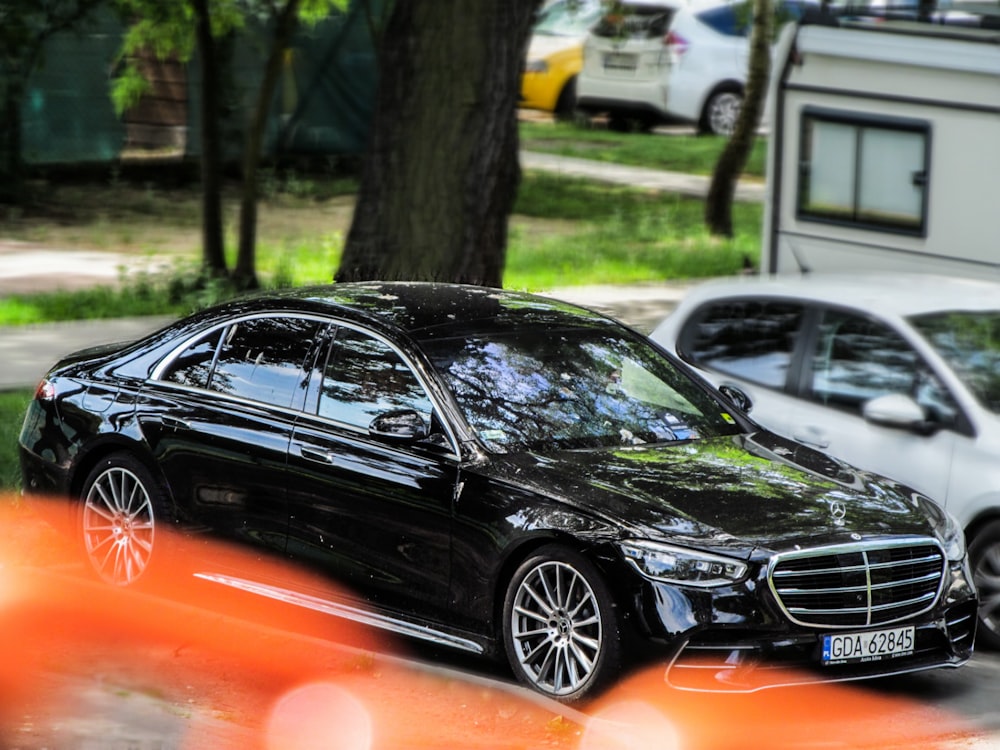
[762,13,1000,277]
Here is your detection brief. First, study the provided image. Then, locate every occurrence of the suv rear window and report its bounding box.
[593,4,676,38]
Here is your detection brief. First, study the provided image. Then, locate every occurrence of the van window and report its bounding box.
[593,2,676,38]
[797,109,929,235]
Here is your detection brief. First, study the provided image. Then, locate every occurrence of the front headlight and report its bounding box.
[916,496,966,562]
[525,59,549,74]
[619,540,748,587]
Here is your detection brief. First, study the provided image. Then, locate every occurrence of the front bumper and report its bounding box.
[628,557,977,692]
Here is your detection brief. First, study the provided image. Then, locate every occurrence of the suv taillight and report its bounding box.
[665,30,689,62]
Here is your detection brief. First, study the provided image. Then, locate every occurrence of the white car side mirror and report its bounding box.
[862,393,927,431]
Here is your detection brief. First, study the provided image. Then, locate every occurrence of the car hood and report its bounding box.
[485,430,937,559]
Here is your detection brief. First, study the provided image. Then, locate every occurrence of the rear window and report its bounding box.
[593,3,676,38]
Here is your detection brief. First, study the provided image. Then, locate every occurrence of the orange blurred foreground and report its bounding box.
[0,495,982,749]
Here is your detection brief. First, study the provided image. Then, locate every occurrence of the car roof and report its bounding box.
[228,281,618,339]
[681,273,1000,318]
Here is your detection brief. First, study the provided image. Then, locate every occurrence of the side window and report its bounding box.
[318,328,433,431]
[680,300,805,389]
[808,310,959,425]
[209,316,321,407]
[696,5,743,36]
[798,109,930,235]
[162,329,223,389]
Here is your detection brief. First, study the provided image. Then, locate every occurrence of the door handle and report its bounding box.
[297,445,339,465]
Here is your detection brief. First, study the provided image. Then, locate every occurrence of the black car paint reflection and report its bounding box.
[18,282,977,702]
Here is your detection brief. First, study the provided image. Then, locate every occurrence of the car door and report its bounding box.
[673,296,809,437]
[138,314,325,551]
[789,307,960,501]
[285,323,460,619]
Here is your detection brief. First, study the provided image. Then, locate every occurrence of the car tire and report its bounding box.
[554,77,578,122]
[79,452,167,587]
[969,520,1000,649]
[699,88,743,136]
[502,545,622,702]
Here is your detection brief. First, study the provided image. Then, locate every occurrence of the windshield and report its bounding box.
[911,311,1000,414]
[534,0,602,36]
[421,326,743,453]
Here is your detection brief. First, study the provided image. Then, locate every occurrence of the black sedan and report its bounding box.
[19,282,977,701]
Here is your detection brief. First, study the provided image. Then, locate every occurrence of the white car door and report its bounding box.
[788,307,959,504]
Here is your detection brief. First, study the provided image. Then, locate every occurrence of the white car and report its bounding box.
[576,0,811,134]
[521,0,604,117]
[651,272,1000,647]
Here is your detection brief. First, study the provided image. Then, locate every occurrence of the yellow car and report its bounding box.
[520,0,602,118]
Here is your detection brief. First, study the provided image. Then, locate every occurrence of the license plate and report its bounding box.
[603,52,637,72]
[822,625,914,665]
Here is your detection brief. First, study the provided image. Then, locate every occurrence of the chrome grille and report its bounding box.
[768,540,945,628]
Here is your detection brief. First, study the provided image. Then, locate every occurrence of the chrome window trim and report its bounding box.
[150,311,462,461]
[306,318,463,461]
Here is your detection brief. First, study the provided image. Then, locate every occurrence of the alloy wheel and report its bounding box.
[707,91,742,136]
[82,466,156,586]
[508,559,604,697]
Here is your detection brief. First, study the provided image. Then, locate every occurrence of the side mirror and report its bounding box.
[862,393,933,434]
[369,409,429,442]
[719,383,753,414]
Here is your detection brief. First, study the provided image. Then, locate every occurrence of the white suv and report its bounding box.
[577,0,809,135]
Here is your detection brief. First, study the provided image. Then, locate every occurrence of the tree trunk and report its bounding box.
[704,0,772,238]
[234,0,301,291]
[190,0,229,277]
[336,0,542,287]
[0,79,24,204]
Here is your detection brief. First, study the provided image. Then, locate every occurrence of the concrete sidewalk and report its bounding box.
[520,151,766,203]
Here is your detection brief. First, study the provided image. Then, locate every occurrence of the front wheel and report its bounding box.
[503,545,622,702]
[700,89,743,136]
[969,520,1000,649]
[80,453,165,587]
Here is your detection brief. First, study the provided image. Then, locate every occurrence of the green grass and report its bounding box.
[509,174,760,289]
[519,121,769,178]
[1,390,31,492]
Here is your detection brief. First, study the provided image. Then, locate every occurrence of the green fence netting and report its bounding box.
[21,8,126,165]
[17,1,379,167]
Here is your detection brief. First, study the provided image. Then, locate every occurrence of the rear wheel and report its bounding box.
[700,88,743,136]
[969,521,1000,649]
[80,453,165,586]
[554,77,578,122]
[503,545,621,702]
